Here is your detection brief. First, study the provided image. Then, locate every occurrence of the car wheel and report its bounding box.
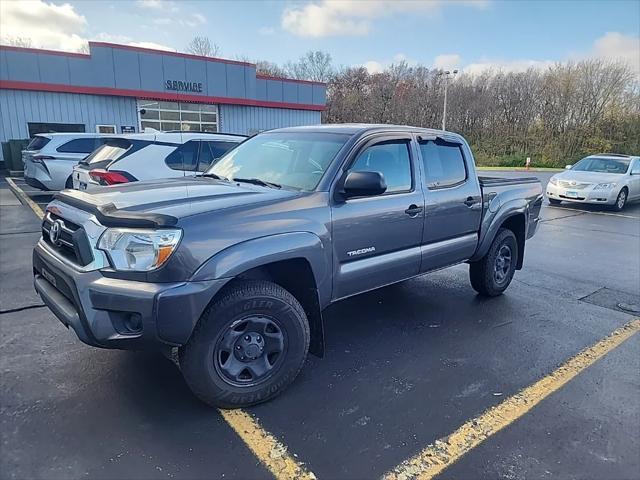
[469,228,518,297]
[612,187,627,212]
[65,175,73,189]
[179,280,310,408]
[548,198,561,205]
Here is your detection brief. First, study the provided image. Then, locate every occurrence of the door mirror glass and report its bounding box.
[342,171,387,198]
[565,164,573,170]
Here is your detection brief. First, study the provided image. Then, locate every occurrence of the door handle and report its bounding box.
[405,204,423,216]
[464,196,480,208]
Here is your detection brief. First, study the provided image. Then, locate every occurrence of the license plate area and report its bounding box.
[565,190,578,198]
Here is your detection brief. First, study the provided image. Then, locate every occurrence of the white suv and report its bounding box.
[23,133,123,190]
[72,132,245,191]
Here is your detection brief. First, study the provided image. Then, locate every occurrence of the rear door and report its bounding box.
[417,136,482,272]
[331,134,425,300]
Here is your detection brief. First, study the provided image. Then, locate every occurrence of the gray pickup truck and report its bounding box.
[33,124,542,407]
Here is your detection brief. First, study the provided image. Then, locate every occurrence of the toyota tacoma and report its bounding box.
[33,125,543,408]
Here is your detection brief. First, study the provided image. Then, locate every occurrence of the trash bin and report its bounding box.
[8,139,29,175]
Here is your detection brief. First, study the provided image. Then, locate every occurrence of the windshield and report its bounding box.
[206,132,350,191]
[572,157,630,174]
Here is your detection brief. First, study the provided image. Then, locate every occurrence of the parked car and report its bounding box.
[22,133,126,191]
[546,154,640,211]
[33,124,542,408]
[72,132,245,190]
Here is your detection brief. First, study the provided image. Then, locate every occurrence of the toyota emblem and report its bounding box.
[49,219,64,245]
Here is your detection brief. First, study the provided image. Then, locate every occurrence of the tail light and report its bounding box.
[32,155,55,163]
[89,169,133,186]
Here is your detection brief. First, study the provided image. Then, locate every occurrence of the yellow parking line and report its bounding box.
[7,178,313,479]
[6,177,44,219]
[383,318,640,480]
[220,409,316,480]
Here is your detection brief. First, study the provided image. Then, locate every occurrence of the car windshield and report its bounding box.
[206,132,350,191]
[572,157,630,174]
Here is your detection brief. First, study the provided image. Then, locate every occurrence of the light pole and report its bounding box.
[440,69,458,131]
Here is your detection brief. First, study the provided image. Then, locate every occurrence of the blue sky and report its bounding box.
[1,0,639,74]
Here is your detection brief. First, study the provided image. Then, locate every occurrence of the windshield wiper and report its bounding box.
[199,172,229,181]
[233,177,282,189]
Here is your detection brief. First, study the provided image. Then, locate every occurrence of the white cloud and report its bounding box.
[128,41,176,52]
[463,58,555,75]
[591,31,640,76]
[360,53,418,73]
[136,0,177,12]
[363,60,384,74]
[0,0,88,51]
[282,0,488,37]
[433,54,462,70]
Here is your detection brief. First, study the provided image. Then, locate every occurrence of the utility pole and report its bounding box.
[440,69,458,131]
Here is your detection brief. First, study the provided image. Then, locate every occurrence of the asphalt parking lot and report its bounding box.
[1,172,639,480]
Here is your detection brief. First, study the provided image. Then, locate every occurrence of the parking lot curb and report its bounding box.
[6,177,44,219]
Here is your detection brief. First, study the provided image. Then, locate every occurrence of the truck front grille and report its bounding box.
[42,212,94,267]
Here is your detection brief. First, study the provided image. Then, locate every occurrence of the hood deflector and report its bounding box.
[55,190,178,228]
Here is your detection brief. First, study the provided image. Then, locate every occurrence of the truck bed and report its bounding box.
[478,176,540,186]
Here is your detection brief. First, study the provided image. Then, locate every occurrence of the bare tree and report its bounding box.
[285,51,334,82]
[185,36,220,57]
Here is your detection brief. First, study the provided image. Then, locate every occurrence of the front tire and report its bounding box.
[548,198,561,205]
[65,175,73,189]
[179,280,310,408]
[469,228,518,297]
[612,187,627,212]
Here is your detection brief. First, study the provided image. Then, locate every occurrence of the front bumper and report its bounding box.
[33,241,228,350]
[546,183,618,205]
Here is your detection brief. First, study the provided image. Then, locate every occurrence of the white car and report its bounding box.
[546,154,640,211]
[23,133,124,190]
[72,132,245,191]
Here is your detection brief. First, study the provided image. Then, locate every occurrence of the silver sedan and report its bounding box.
[546,154,640,211]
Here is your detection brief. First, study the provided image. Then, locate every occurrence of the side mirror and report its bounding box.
[565,164,573,170]
[341,171,387,199]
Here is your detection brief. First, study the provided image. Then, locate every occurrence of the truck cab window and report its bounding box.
[420,140,467,189]
[351,140,412,193]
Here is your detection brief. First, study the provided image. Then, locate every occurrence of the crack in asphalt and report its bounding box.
[0,304,46,315]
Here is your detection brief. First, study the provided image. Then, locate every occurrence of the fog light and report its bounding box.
[123,313,142,333]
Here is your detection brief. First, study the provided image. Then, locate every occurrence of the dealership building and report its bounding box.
[0,42,326,161]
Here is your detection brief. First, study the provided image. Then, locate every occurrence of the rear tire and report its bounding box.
[179,280,310,409]
[548,198,561,205]
[612,187,627,212]
[469,228,518,297]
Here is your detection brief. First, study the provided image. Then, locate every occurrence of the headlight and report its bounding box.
[594,182,617,190]
[549,177,559,186]
[98,228,182,271]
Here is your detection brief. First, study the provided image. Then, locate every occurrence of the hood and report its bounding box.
[554,170,625,184]
[57,177,299,222]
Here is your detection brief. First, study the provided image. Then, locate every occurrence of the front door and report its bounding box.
[331,136,425,300]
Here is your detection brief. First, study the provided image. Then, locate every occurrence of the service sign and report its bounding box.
[165,80,203,93]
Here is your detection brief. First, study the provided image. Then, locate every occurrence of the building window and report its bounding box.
[96,125,117,134]
[137,100,218,132]
[28,122,85,137]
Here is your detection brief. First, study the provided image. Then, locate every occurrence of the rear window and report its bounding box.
[56,138,98,154]
[26,136,51,151]
[419,139,467,189]
[82,139,133,165]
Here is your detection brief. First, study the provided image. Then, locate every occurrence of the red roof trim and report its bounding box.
[88,41,254,67]
[0,80,325,111]
[256,74,326,86]
[0,45,89,59]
